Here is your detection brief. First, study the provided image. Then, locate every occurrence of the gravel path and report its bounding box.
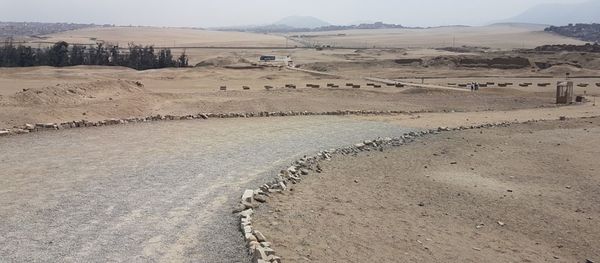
[0,116,413,262]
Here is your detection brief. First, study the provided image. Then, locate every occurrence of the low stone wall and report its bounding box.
[0,110,434,137]
[234,120,565,262]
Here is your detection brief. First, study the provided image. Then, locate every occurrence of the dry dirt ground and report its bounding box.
[1,64,599,129]
[2,25,599,130]
[254,117,600,263]
[287,24,585,49]
[29,26,290,48]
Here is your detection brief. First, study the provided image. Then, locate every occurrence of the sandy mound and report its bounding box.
[539,65,588,75]
[6,80,145,106]
[195,56,251,67]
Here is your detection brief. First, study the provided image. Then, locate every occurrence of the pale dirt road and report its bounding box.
[0,116,413,263]
[358,103,600,129]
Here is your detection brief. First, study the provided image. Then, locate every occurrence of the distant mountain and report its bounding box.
[508,0,600,26]
[273,16,330,29]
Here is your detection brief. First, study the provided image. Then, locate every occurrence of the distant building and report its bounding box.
[260,55,276,62]
[259,55,293,67]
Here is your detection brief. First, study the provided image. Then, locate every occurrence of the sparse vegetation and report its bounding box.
[0,39,188,70]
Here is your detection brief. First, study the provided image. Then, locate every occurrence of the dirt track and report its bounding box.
[0,116,413,262]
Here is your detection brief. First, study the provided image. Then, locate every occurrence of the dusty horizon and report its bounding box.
[0,0,591,28]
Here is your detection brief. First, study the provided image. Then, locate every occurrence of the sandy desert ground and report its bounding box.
[2,24,600,263]
[287,24,586,49]
[254,117,600,262]
[3,64,590,129]
[33,26,291,48]
[2,28,600,130]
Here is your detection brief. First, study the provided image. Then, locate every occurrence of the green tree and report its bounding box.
[177,51,188,67]
[69,45,85,65]
[48,41,70,67]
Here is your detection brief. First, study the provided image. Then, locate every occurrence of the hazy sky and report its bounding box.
[0,0,588,27]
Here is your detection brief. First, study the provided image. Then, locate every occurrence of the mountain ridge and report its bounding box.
[507,0,600,26]
[273,16,330,29]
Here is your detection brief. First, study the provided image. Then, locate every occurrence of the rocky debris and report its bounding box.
[0,109,443,137]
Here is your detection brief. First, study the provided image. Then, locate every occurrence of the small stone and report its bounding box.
[254,195,267,203]
[418,202,425,207]
[245,233,257,242]
[253,247,273,262]
[232,203,246,213]
[253,230,267,242]
[497,221,505,226]
[260,241,271,247]
[267,255,282,262]
[240,209,254,218]
[248,240,260,249]
[242,189,254,203]
[300,169,309,175]
[278,182,287,191]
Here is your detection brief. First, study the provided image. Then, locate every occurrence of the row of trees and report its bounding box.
[0,40,188,70]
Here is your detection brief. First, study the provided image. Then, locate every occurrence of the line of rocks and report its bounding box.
[235,114,600,262]
[238,115,600,262]
[235,119,574,262]
[0,110,435,137]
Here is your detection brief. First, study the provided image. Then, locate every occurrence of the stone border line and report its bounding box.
[0,110,435,137]
[0,102,562,138]
[233,116,599,263]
